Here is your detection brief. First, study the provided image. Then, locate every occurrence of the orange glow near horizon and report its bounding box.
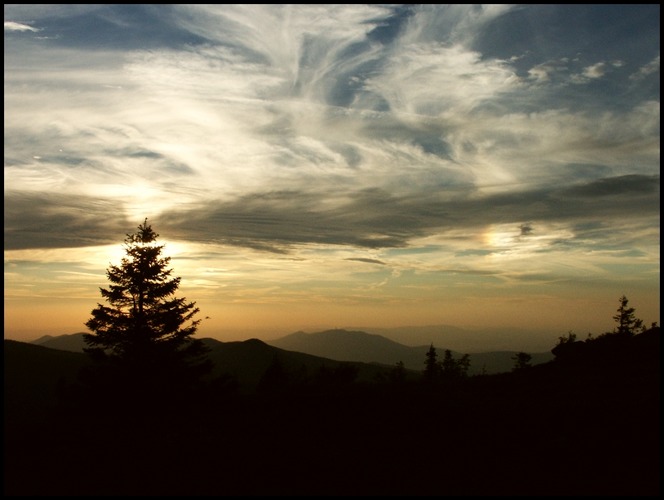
[4,243,660,352]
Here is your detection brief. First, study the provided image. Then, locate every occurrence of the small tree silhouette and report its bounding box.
[423,343,440,382]
[389,360,407,384]
[612,295,644,336]
[556,331,577,346]
[511,352,532,372]
[423,345,470,382]
[83,219,212,399]
[440,349,471,380]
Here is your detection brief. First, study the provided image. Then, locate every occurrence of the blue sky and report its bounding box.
[4,5,660,349]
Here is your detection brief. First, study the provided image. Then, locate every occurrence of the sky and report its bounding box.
[4,4,660,351]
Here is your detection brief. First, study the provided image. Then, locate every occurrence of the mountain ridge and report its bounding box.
[267,328,553,374]
[28,329,553,374]
[8,336,397,399]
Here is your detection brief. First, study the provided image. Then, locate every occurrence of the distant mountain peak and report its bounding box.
[244,338,268,346]
[317,329,383,338]
[28,332,87,352]
[31,335,55,345]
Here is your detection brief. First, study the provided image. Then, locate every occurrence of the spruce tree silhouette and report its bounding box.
[423,343,440,382]
[388,360,407,384]
[423,345,470,383]
[511,351,532,372]
[440,349,471,380]
[612,294,644,336]
[82,219,212,406]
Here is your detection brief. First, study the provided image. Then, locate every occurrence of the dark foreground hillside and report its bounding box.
[4,328,659,496]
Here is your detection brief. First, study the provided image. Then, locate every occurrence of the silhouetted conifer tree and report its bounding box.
[389,360,407,384]
[511,352,532,372]
[83,219,212,399]
[612,295,644,336]
[440,349,471,380]
[423,343,440,382]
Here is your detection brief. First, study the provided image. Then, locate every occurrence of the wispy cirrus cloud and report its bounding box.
[5,5,659,241]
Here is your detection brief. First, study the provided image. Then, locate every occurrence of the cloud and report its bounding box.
[562,174,659,197]
[364,42,522,116]
[4,5,660,276]
[3,192,129,250]
[569,62,607,84]
[630,56,660,81]
[169,4,393,93]
[529,59,617,86]
[131,174,658,256]
[519,224,533,236]
[570,60,630,85]
[396,4,514,46]
[6,5,658,209]
[582,62,606,79]
[345,258,387,266]
[527,59,569,83]
[4,21,39,32]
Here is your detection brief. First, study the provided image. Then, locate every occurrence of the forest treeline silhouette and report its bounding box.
[4,221,660,496]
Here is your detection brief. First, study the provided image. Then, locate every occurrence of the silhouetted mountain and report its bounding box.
[4,340,90,427]
[267,328,553,374]
[32,329,552,374]
[32,332,87,352]
[268,328,423,364]
[201,337,393,392]
[6,336,397,408]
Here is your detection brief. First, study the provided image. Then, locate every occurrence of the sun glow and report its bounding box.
[484,225,519,249]
[483,223,576,259]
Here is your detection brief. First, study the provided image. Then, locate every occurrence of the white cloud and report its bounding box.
[530,59,620,86]
[582,62,607,79]
[4,5,660,242]
[398,4,515,46]
[171,4,392,91]
[570,61,613,84]
[4,21,39,32]
[630,55,660,81]
[527,59,568,84]
[365,43,521,117]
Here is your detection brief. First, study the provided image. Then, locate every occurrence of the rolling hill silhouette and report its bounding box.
[6,336,397,407]
[31,329,553,374]
[4,340,90,428]
[267,328,553,373]
[32,332,89,352]
[200,337,395,391]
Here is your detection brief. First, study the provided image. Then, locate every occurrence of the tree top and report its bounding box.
[126,218,159,245]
